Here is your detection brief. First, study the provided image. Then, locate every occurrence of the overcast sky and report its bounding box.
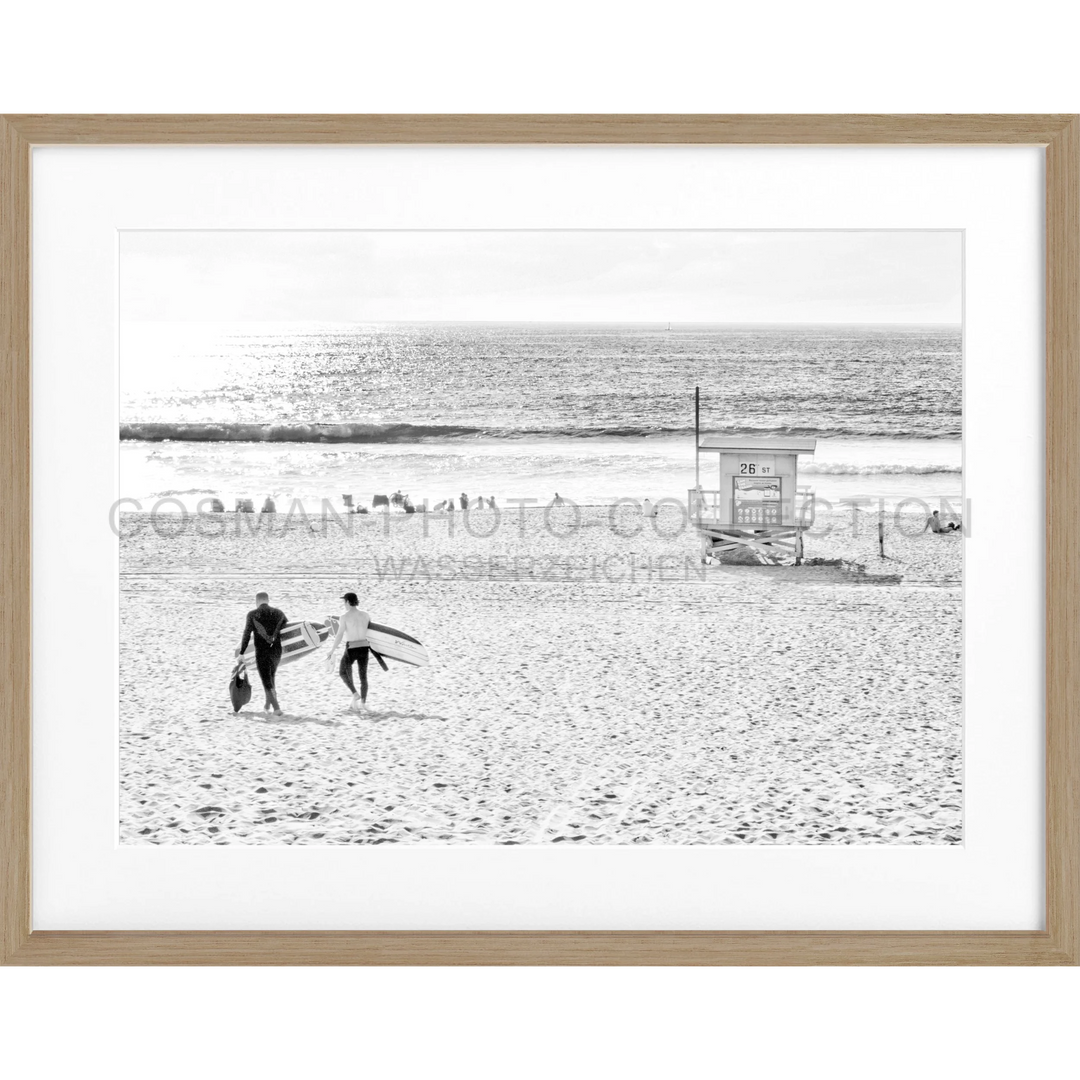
[120,230,962,324]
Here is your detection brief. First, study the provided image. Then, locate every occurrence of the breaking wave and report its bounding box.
[119,421,961,443]
[800,462,962,476]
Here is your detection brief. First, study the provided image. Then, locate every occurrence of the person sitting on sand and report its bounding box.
[236,591,288,715]
[326,591,372,714]
[922,509,961,534]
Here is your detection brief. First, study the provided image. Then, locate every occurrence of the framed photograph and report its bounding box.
[1,115,1076,964]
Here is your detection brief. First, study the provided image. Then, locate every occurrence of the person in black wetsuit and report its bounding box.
[236,591,289,714]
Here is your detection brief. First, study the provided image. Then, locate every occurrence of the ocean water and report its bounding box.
[120,322,962,511]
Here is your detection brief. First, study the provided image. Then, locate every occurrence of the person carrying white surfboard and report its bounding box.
[326,591,372,713]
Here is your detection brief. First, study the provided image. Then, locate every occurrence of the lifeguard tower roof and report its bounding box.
[698,435,817,453]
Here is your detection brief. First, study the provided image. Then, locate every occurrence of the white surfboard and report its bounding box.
[321,615,430,668]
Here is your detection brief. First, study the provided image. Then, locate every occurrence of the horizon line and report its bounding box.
[121,318,963,328]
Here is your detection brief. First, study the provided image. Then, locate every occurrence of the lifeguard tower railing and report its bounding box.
[688,485,817,529]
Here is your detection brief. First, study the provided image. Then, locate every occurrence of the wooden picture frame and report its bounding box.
[1,114,1076,965]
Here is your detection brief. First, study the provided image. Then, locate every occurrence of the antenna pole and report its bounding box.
[694,385,700,490]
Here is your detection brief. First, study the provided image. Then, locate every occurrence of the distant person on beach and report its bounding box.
[326,591,371,714]
[552,492,564,506]
[487,496,496,509]
[922,510,961,534]
[261,497,276,514]
[459,492,469,510]
[236,591,288,715]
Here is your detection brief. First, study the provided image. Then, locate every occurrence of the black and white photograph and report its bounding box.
[118,229,963,846]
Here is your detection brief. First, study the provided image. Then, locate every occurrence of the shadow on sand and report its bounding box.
[250,712,345,728]
[236,708,451,725]
[362,708,452,723]
[712,563,902,587]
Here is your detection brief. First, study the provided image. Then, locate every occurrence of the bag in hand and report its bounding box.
[230,664,253,712]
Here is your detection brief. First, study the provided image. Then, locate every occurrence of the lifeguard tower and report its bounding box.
[690,432,817,565]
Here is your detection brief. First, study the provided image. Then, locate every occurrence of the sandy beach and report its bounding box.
[118,503,962,845]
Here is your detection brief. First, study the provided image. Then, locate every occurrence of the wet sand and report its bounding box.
[119,504,962,845]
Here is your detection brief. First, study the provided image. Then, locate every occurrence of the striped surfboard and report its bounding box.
[239,619,323,674]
